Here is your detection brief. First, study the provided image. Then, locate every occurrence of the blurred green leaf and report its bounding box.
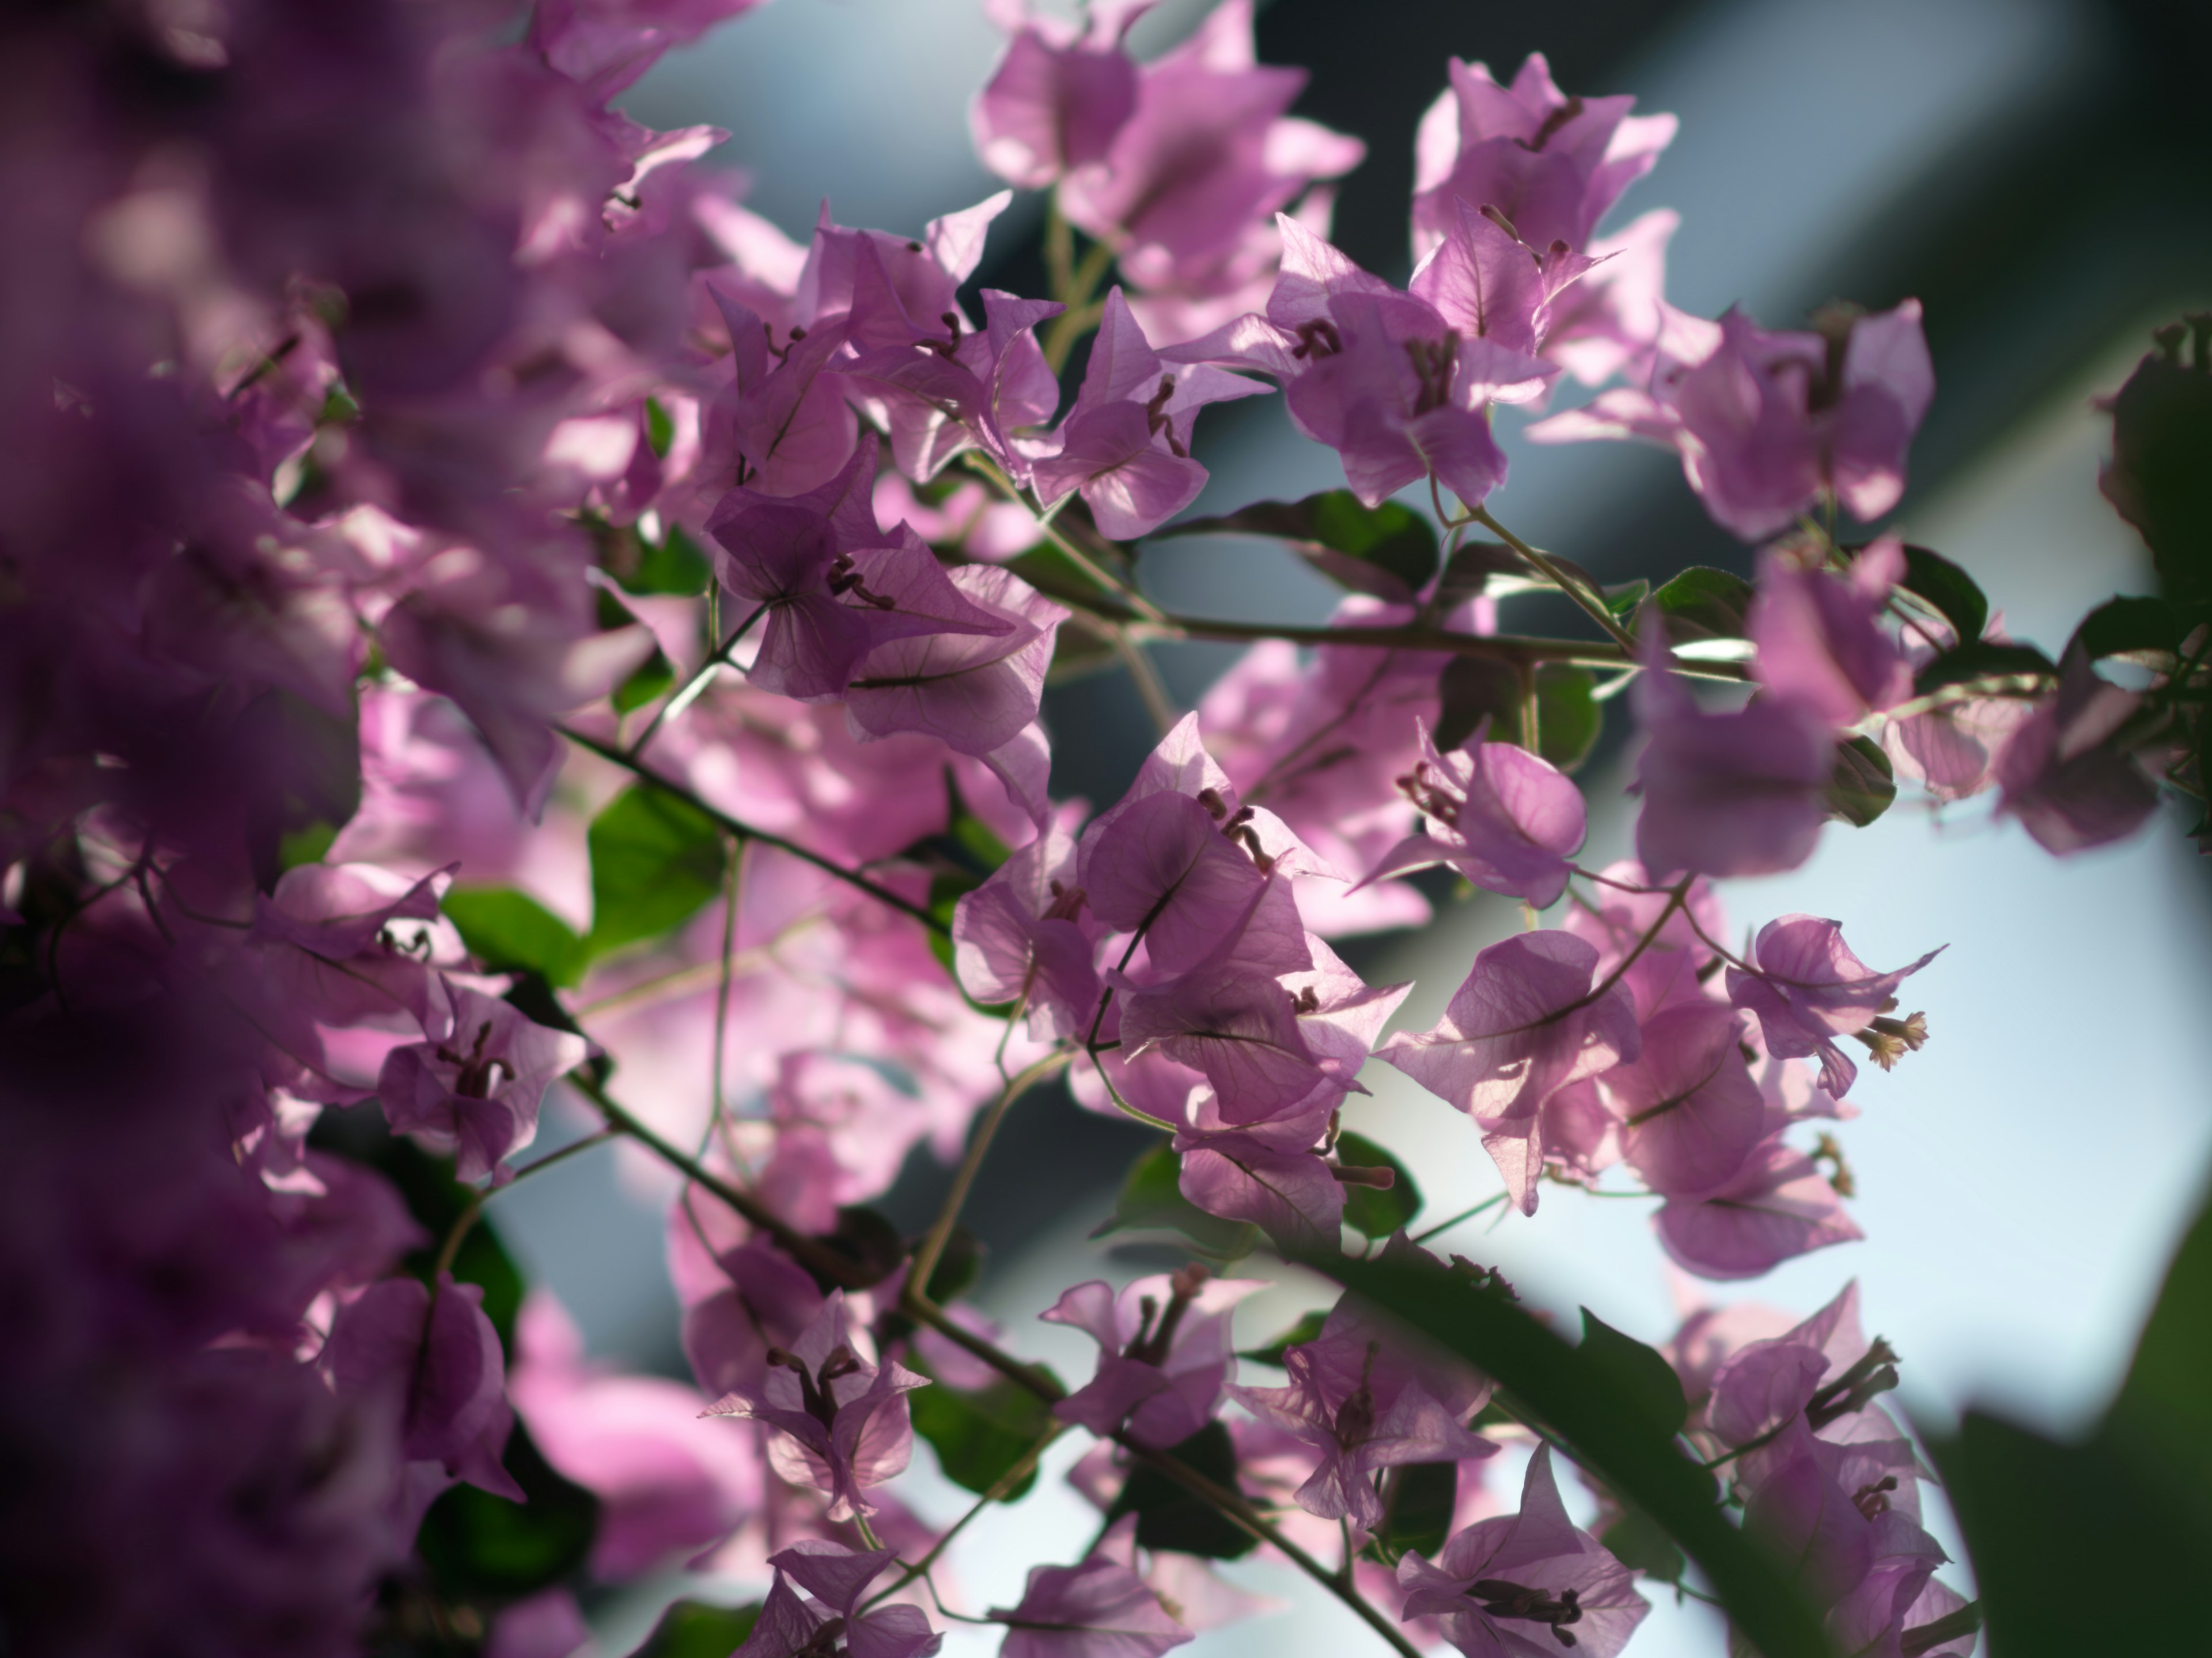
[1893,544,1988,644]
[1825,734,1897,828]
[1161,491,1440,600]
[910,1366,1059,1500]
[2111,1180,2212,1488]
[628,1600,762,1658]
[622,523,714,597]
[2071,594,2186,664]
[1578,1310,1688,1437]
[644,397,674,460]
[1601,1505,1685,1584]
[586,786,728,959]
[1650,566,1755,641]
[1912,639,2056,695]
[1434,660,1601,772]
[613,646,677,715]
[1374,1460,1456,1561]
[1093,1140,1256,1259]
[1305,1247,1833,1658]
[1335,1131,1421,1240]
[416,1421,599,1601]
[1108,1422,1256,1559]
[445,887,586,988]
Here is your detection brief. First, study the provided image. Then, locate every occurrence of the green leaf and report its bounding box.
[1603,577,1650,622]
[276,821,339,872]
[445,886,587,987]
[1160,491,1440,600]
[621,523,714,597]
[2111,1182,2212,1486]
[585,785,728,959]
[1434,541,1518,607]
[416,1421,599,1600]
[1893,544,1988,644]
[1825,734,1897,828]
[644,396,675,460]
[1335,1131,1421,1240]
[1650,567,1755,641]
[628,1600,762,1658]
[910,1365,1059,1500]
[1375,1460,1456,1561]
[1092,1140,1256,1259]
[1237,1309,1328,1367]
[1578,1310,1688,1437]
[808,1205,908,1292]
[923,1225,987,1307]
[1107,1421,1256,1559]
[2071,594,2186,664]
[1601,1505,1685,1583]
[1912,639,2057,695]
[613,645,678,714]
[1433,660,1602,773]
[1302,1247,1834,1658]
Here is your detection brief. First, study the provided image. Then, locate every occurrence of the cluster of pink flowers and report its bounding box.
[2,0,2194,1655]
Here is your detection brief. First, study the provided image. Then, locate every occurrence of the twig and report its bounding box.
[908,1050,1071,1297]
[627,602,768,760]
[1472,506,1641,652]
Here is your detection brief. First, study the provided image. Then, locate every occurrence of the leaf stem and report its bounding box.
[628,602,768,760]
[1471,506,1641,652]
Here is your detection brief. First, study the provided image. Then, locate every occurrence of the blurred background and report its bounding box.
[497,1,2212,1651]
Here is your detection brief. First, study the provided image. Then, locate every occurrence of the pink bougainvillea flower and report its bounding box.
[1378,929,1639,1215]
[992,1516,1192,1658]
[1726,915,1941,1099]
[952,809,1104,1040]
[1396,1444,1650,1658]
[1560,859,1725,1023]
[739,1541,941,1658]
[1704,1280,1879,1452]
[1540,208,1680,388]
[377,984,589,1183]
[324,1274,522,1513]
[847,288,1065,484]
[1529,302,1933,542]
[1633,639,1835,880]
[1410,52,1676,262]
[970,1,1152,188]
[1408,199,1599,361]
[1655,1139,1863,1280]
[1043,1267,1262,1450]
[1604,1000,1767,1198]
[703,1291,926,1520]
[1358,719,1585,908]
[1230,1274,1494,1528]
[1749,536,1912,728]
[1080,784,1306,978]
[1993,646,2163,855]
[1031,289,1268,538]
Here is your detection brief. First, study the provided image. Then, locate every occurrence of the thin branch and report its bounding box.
[558,724,946,934]
[908,1049,1071,1297]
[627,602,768,760]
[1471,506,1641,652]
[1113,631,1180,738]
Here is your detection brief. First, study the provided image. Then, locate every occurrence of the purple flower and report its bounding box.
[1359,719,1586,908]
[1749,536,1913,728]
[1993,646,2163,854]
[1396,1444,1650,1658]
[1378,931,1640,1215]
[991,1519,1194,1658]
[1725,915,1941,1099]
[1530,302,1933,542]
[1654,1140,1863,1280]
[1604,1000,1767,1198]
[1043,1266,1262,1449]
[952,810,1104,1041]
[377,984,589,1183]
[1633,640,1834,880]
[1411,53,1676,263]
[1229,1271,1494,1528]
[1560,859,1725,1023]
[970,2,1150,189]
[1031,290,1267,538]
[846,288,1064,484]
[703,1292,926,1521]
[739,1541,941,1658]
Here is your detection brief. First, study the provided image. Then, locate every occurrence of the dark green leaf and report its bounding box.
[1335,1131,1421,1240]
[628,1600,762,1658]
[1160,491,1440,600]
[1434,541,1518,607]
[1601,1505,1685,1583]
[1302,1247,1832,1658]
[644,397,675,460]
[807,1205,907,1293]
[2102,332,2212,608]
[1578,1310,1688,1437]
[613,646,678,714]
[1107,1421,1256,1559]
[910,1365,1059,1500]
[1433,660,1602,773]
[923,1226,987,1307]
[1651,567,1756,642]
[1238,1309,1328,1367]
[1825,734,1897,828]
[622,523,714,597]
[1912,639,2056,695]
[585,786,728,959]
[1376,1461,1456,1560]
[445,886,586,987]
[1894,544,1988,644]
[1092,1140,1256,1259]
[2111,1182,2212,1487]
[276,821,340,872]
[1603,577,1650,622]
[2071,594,2186,663]
[416,1421,599,1600]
